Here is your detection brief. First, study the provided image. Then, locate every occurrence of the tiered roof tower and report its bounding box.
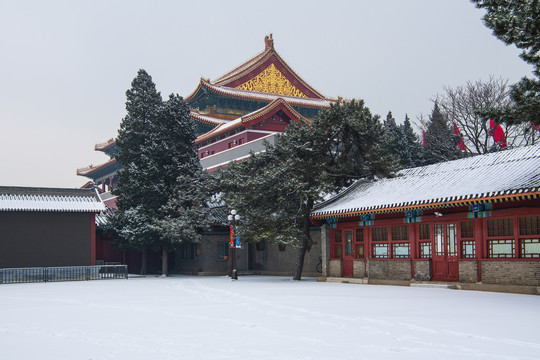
[77,35,335,187]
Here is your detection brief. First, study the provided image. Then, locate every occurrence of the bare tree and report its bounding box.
[433,76,540,154]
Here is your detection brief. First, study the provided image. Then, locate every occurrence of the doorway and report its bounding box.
[342,229,354,277]
[432,223,459,281]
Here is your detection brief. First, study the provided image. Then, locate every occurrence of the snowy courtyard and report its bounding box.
[0,276,539,360]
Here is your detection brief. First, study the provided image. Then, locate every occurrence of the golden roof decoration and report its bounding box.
[212,35,328,100]
[235,63,307,98]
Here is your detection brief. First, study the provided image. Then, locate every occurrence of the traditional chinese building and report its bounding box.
[77,35,330,275]
[312,145,540,293]
[77,34,334,184]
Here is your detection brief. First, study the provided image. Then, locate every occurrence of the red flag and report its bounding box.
[531,122,540,131]
[422,129,426,146]
[490,118,507,148]
[453,122,466,151]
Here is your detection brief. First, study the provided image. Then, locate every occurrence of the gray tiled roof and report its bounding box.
[208,205,231,225]
[0,186,106,212]
[312,144,540,218]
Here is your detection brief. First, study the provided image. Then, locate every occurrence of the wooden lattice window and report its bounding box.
[447,224,458,256]
[434,224,444,256]
[391,226,409,241]
[487,218,514,237]
[372,243,389,258]
[344,230,353,256]
[461,240,476,259]
[334,244,342,259]
[520,239,540,258]
[334,230,342,243]
[372,227,388,242]
[392,243,410,258]
[519,216,540,236]
[356,228,364,242]
[461,221,474,238]
[419,242,431,258]
[419,224,430,240]
[355,244,365,258]
[488,239,515,258]
[355,228,364,258]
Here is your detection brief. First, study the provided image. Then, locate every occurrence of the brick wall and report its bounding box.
[173,234,229,274]
[369,260,412,280]
[414,260,431,281]
[481,261,540,286]
[459,260,478,283]
[252,229,321,276]
[353,260,366,278]
[329,260,342,277]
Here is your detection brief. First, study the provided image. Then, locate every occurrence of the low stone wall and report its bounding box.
[353,260,366,278]
[329,259,342,277]
[413,260,431,281]
[481,261,540,286]
[369,260,412,281]
[459,260,478,283]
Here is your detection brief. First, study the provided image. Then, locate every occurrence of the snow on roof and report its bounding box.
[312,145,540,218]
[190,111,228,126]
[0,186,106,213]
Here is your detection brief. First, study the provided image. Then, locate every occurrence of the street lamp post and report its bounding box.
[228,210,240,280]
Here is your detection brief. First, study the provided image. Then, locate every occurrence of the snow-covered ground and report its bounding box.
[0,276,538,360]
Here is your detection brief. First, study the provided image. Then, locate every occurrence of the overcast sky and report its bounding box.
[0,0,533,188]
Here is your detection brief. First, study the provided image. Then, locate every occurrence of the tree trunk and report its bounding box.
[293,236,309,281]
[140,249,148,275]
[162,247,169,277]
[293,212,313,281]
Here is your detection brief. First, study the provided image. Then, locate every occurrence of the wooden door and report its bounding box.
[432,223,459,281]
[342,229,354,277]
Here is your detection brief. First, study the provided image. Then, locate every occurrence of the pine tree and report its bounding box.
[384,112,423,169]
[383,111,403,163]
[220,100,397,280]
[400,114,424,168]
[423,103,462,165]
[113,69,162,274]
[150,94,212,276]
[112,71,210,275]
[471,0,540,126]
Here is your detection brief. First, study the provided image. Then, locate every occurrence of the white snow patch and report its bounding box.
[0,276,538,360]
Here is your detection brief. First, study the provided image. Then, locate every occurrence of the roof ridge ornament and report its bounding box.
[264,33,274,51]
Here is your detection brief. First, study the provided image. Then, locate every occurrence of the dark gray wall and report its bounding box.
[0,212,92,268]
[172,229,321,276]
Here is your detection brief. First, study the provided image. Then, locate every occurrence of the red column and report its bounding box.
[366,226,372,278]
[475,217,484,282]
[410,222,417,279]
